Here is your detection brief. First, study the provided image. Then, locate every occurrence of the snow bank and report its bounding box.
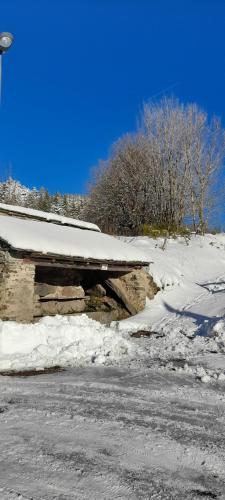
[0,315,137,372]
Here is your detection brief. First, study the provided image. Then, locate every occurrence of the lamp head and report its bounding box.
[0,32,14,54]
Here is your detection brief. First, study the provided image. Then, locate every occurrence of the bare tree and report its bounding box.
[143,98,225,234]
[84,134,157,234]
[85,97,225,235]
[186,110,225,233]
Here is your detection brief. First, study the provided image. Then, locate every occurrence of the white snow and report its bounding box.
[118,234,225,328]
[114,234,225,382]
[0,202,100,232]
[1,233,225,382]
[0,315,137,371]
[0,215,149,263]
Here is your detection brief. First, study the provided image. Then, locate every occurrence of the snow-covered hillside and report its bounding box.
[119,233,225,328]
[0,177,32,205]
[115,234,225,382]
[1,234,225,382]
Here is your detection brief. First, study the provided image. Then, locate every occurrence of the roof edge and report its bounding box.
[0,239,151,269]
[0,203,100,232]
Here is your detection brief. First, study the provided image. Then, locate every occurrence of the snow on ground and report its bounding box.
[1,367,225,499]
[0,315,138,372]
[114,234,225,382]
[119,233,225,327]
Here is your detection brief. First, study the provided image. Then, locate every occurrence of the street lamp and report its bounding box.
[0,32,14,102]
[0,32,14,53]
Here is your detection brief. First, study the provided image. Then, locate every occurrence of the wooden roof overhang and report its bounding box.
[23,251,150,272]
[0,239,150,272]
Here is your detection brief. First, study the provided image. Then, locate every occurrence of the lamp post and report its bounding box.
[0,32,14,102]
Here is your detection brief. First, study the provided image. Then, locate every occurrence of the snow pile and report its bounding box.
[132,318,225,382]
[0,315,138,372]
[212,317,225,336]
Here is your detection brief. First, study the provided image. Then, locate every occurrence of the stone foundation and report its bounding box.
[34,298,86,317]
[0,250,35,322]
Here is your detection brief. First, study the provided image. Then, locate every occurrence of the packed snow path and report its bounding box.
[1,367,225,500]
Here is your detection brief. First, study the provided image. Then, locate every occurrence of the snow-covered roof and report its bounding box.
[0,203,100,232]
[0,215,149,265]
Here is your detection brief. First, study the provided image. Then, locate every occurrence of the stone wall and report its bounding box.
[34,284,86,317]
[0,250,35,322]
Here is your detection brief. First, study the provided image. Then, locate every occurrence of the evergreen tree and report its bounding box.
[38,188,52,212]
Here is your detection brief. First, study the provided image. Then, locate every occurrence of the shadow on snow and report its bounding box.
[163,302,224,337]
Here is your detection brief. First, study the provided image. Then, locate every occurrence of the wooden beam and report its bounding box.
[21,250,150,269]
[23,257,141,272]
[0,235,151,270]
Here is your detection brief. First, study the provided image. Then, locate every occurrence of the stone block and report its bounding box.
[35,283,85,300]
[37,298,86,316]
[106,269,158,315]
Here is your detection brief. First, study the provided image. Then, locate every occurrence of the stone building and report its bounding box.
[0,203,156,323]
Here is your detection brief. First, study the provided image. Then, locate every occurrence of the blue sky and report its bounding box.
[0,0,225,194]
